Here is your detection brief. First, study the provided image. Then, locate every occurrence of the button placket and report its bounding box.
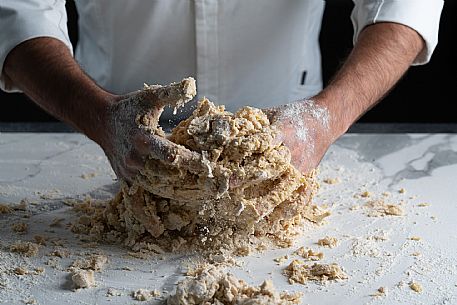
[194,0,219,102]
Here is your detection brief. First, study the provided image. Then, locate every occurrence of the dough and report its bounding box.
[293,247,323,261]
[167,266,302,305]
[71,269,95,289]
[132,289,160,301]
[72,78,325,253]
[317,236,338,248]
[9,241,40,257]
[70,254,108,271]
[284,260,347,284]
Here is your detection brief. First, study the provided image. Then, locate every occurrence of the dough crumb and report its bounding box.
[49,247,70,258]
[70,254,108,271]
[23,299,37,305]
[293,247,323,261]
[80,172,97,179]
[284,260,347,284]
[370,286,388,297]
[364,200,403,217]
[167,266,302,305]
[409,236,421,241]
[71,269,95,289]
[323,178,340,184]
[317,236,338,248]
[273,255,289,265]
[12,222,28,233]
[14,266,28,275]
[107,288,123,296]
[360,191,371,198]
[409,281,422,293]
[398,188,406,194]
[132,289,160,301]
[10,241,40,257]
[0,203,13,214]
[417,202,430,207]
[33,235,48,246]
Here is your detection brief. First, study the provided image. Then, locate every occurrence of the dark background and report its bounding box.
[0,0,456,125]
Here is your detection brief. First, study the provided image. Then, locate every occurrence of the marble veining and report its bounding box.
[0,132,457,305]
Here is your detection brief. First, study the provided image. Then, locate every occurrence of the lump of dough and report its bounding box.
[167,266,302,305]
[72,78,324,254]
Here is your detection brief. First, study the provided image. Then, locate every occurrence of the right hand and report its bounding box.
[96,80,202,182]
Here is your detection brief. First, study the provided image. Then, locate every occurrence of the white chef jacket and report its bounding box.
[0,0,444,115]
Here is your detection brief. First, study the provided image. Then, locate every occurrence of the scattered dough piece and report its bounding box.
[132,289,160,301]
[317,236,338,248]
[398,188,406,194]
[12,222,28,233]
[284,260,347,284]
[360,191,371,198]
[50,247,70,258]
[80,172,97,179]
[293,247,323,261]
[14,266,28,275]
[0,203,13,214]
[370,286,388,297]
[364,200,403,217]
[409,282,422,293]
[273,255,289,265]
[417,203,430,207]
[167,266,302,305]
[71,269,95,289]
[10,241,40,257]
[107,288,123,296]
[33,235,48,246]
[71,254,108,271]
[409,236,421,241]
[323,178,340,184]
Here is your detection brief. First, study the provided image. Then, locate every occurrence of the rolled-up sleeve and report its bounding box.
[0,0,73,92]
[351,0,444,65]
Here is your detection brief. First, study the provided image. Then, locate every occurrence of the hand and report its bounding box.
[264,99,335,174]
[96,78,202,181]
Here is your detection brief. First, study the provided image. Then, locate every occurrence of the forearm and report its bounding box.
[315,22,424,137]
[3,37,113,143]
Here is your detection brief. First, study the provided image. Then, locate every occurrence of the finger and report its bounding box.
[137,77,196,111]
[125,150,145,171]
[135,133,204,173]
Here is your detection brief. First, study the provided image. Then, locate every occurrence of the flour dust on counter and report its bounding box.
[2,108,457,303]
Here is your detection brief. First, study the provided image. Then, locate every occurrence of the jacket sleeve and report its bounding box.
[351,0,444,65]
[0,0,73,92]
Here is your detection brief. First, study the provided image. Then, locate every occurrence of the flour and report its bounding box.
[275,99,330,164]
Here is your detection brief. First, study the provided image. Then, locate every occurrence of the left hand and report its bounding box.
[263,99,336,173]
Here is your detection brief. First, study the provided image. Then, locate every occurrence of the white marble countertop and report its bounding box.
[1,133,457,305]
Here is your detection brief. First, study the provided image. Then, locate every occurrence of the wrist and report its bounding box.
[311,91,356,140]
[75,89,117,148]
